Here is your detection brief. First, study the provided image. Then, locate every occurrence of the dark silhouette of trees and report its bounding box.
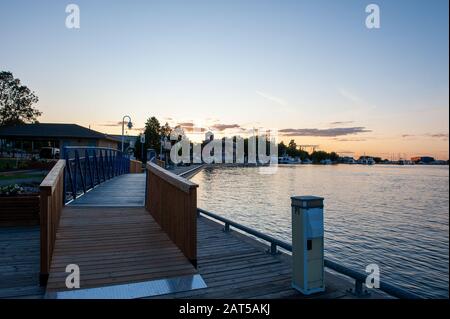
[278,141,287,156]
[135,117,170,162]
[0,71,41,125]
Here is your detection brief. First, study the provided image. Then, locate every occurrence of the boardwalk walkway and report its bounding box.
[67,174,145,207]
[150,216,389,299]
[46,207,198,295]
[0,226,44,298]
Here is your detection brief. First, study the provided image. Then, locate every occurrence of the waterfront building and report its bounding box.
[0,123,119,158]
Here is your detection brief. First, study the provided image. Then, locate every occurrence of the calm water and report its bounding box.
[191,165,449,298]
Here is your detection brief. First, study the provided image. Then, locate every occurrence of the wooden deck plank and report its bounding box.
[46,207,197,293]
[67,174,146,207]
[1,212,391,299]
[0,226,44,299]
[148,216,390,299]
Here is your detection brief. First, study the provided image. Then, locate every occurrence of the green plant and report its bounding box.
[0,184,24,196]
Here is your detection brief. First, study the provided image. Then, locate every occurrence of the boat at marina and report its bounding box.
[278,156,301,164]
[358,157,375,165]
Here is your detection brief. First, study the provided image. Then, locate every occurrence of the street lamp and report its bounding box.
[121,115,133,153]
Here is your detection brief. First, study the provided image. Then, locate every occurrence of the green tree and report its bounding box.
[298,149,310,161]
[310,151,329,164]
[329,152,339,162]
[310,150,340,163]
[160,122,172,138]
[0,71,41,125]
[286,139,298,157]
[278,141,287,156]
[144,116,162,151]
[135,116,163,162]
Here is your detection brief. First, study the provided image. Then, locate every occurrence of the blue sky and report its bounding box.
[0,0,448,158]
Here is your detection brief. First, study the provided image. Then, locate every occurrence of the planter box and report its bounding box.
[130,159,143,173]
[0,194,40,226]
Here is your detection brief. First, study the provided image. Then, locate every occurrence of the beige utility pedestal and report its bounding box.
[291,196,325,295]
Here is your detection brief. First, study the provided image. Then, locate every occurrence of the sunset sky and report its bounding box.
[1,0,448,159]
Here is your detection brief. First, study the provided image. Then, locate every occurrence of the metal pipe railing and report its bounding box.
[179,164,206,178]
[63,146,130,202]
[197,208,421,299]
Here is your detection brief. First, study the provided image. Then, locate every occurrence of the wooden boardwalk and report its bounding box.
[67,174,145,207]
[148,216,390,299]
[0,215,388,299]
[46,207,197,293]
[0,226,45,299]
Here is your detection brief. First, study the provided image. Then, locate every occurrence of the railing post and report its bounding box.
[355,279,364,296]
[75,150,86,194]
[64,150,76,201]
[112,151,118,176]
[118,151,121,175]
[223,222,230,232]
[85,149,93,189]
[110,150,114,178]
[62,147,67,203]
[116,150,120,176]
[99,150,106,181]
[268,242,279,255]
[103,150,108,180]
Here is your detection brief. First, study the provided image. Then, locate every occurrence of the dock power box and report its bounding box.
[291,196,325,295]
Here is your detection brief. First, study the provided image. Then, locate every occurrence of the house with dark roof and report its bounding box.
[0,123,120,156]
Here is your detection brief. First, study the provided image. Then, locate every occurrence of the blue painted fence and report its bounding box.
[63,146,130,202]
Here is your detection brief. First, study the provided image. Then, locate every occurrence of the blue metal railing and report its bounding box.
[197,208,422,299]
[63,146,130,202]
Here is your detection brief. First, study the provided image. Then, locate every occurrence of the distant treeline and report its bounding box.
[133,117,382,164]
[278,140,387,163]
[278,140,339,163]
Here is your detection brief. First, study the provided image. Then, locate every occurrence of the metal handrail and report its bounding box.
[63,146,130,202]
[62,146,122,151]
[179,164,206,178]
[197,208,422,299]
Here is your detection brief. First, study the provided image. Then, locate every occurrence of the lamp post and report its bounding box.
[121,115,133,153]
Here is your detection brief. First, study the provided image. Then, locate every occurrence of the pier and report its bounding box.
[0,147,419,299]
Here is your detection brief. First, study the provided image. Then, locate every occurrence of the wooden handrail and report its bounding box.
[39,159,66,285]
[146,162,198,194]
[145,162,198,266]
[40,159,65,195]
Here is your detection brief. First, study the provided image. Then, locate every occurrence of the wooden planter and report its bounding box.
[129,159,143,173]
[0,194,40,226]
